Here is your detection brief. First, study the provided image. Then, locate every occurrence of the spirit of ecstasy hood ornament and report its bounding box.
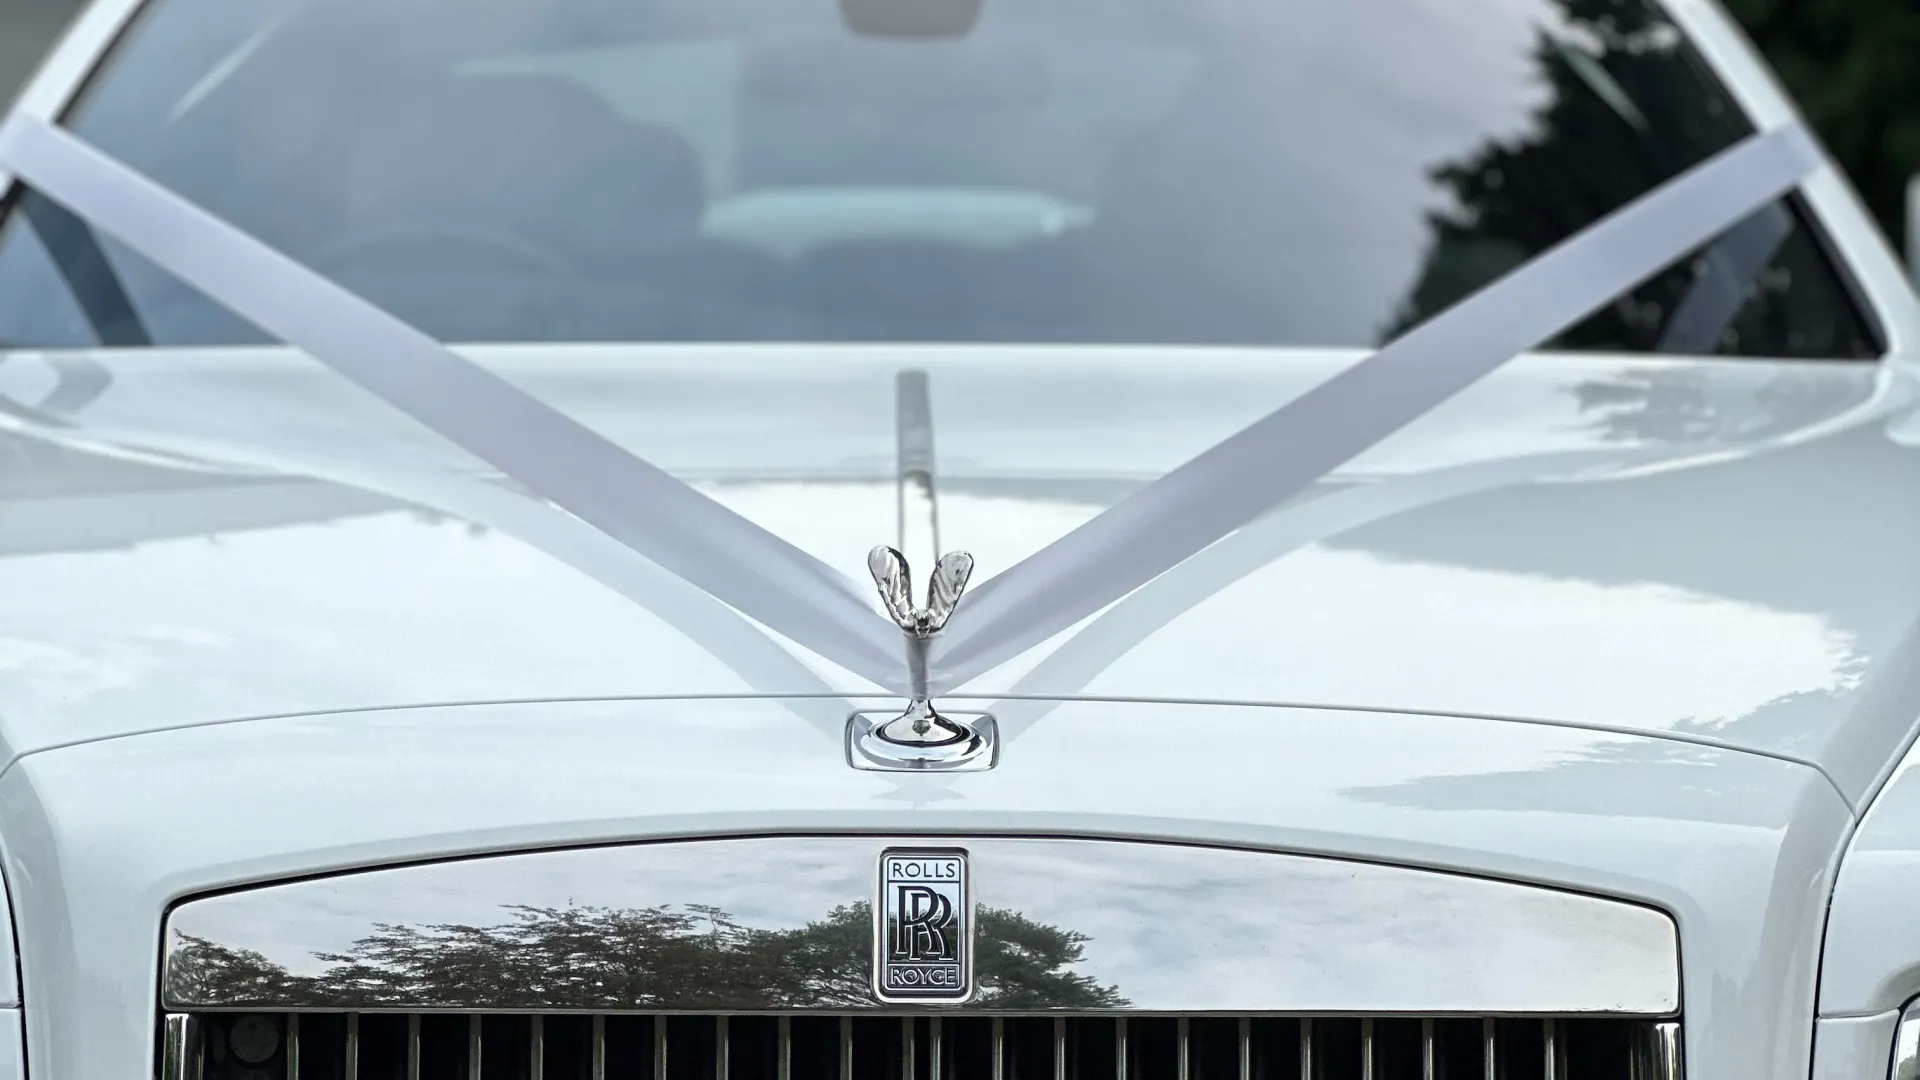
[869,546,973,639]
[849,546,998,772]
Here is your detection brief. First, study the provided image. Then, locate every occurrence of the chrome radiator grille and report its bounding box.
[162,1013,1681,1080]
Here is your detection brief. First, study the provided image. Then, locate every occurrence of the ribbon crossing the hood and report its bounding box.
[0,113,1826,695]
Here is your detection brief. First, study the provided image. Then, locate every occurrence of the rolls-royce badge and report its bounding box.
[875,847,972,1002]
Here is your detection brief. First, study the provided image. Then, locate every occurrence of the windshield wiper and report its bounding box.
[1657,202,1793,354]
[18,188,151,346]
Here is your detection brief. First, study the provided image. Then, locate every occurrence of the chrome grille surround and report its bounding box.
[160,837,1679,1014]
[158,837,1684,1079]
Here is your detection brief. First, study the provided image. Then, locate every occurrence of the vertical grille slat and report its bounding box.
[344,1014,359,1080]
[405,1014,420,1080]
[591,1014,606,1080]
[162,1013,1680,1080]
[465,1014,481,1080]
[163,1014,203,1080]
[1649,1022,1683,1080]
[286,1014,301,1080]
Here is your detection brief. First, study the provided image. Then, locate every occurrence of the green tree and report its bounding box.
[168,901,1125,1011]
[1724,0,1920,257]
[1387,0,1879,358]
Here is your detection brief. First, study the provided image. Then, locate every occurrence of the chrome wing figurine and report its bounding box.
[853,546,992,768]
[869,545,974,641]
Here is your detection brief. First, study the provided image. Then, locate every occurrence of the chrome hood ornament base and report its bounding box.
[850,546,997,772]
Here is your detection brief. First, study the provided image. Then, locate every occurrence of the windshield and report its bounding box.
[0,0,1881,356]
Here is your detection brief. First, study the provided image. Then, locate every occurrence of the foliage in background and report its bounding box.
[1724,0,1920,254]
[1388,0,1879,357]
[167,901,1127,1010]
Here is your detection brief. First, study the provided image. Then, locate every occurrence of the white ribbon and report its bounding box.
[985,359,1902,735]
[0,112,1825,696]
[926,123,1824,690]
[0,113,907,688]
[0,355,861,734]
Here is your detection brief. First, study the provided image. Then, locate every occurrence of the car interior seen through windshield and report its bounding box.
[0,0,1882,356]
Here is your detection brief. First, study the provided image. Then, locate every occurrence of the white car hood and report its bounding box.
[0,695,1851,1079]
[4,343,1920,801]
[0,342,1909,1080]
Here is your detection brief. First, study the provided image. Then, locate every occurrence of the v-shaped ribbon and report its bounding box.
[0,112,1825,696]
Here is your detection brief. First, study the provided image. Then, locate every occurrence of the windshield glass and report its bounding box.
[0,0,1881,356]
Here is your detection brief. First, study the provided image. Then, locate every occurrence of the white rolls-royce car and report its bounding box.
[2,0,1920,1078]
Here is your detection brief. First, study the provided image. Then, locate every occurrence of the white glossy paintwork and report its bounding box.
[5,347,1920,804]
[1820,735,1920,1016]
[1813,1013,1900,1080]
[0,701,1850,1078]
[1,3,1919,1080]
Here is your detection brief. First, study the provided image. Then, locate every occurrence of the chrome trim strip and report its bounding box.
[1114,1017,1127,1080]
[840,1016,853,1080]
[719,1015,732,1080]
[467,1014,482,1080]
[1650,1020,1684,1080]
[1482,1019,1496,1080]
[590,1015,605,1080]
[1177,1017,1190,1080]
[345,1014,359,1080]
[1361,1018,1375,1080]
[163,837,1680,1014]
[1238,1018,1251,1080]
[1056,1017,1069,1080]
[406,1014,421,1080]
[1889,1006,1920,1080]
[531,1015,544,1080]
[287,1013,301,1080]
[900,1016,913,1080]
[894,370,941,584]
[1421,1018,1435,1080]
[162,1013,202,1080]
[778,1016,792,1080]
[991,1018,1004,1080]
[1300,1019,1314,1080]
[930,1017,943,1080]
[654,1015,668,1080]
